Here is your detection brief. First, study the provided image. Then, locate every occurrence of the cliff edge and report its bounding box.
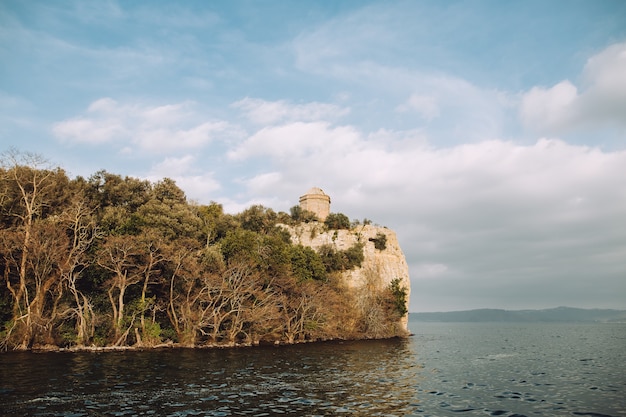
[280,222,411,332]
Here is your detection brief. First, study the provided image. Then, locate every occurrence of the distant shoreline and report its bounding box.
[409,307,626,323]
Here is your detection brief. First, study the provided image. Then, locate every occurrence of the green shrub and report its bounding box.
[324,213,351,230]
[369,232,387,250]
[389,278,408,317]
[290,245,327,281]
[289,205,318,223]
[317,243,364,272]
[343,242,365,268]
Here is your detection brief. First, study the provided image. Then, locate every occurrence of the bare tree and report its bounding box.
[167,261,278,346]
[96,235,143,345]
[0,150,67,349]
[353,266,399,338]
[59,198,100,346]
[222,264,278,345]
[26,222,68,344]
[135,234,165,347]
[164,239,204,346]
[281,282,324,344]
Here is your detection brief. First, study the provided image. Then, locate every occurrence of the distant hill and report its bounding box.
[410,307,626,323]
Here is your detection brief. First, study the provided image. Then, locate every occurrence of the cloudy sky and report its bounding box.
[2,0,625,312]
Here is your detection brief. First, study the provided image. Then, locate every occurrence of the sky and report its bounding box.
[1,0,625,312]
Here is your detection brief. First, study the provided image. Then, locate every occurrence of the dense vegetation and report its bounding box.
[0,150,408,350]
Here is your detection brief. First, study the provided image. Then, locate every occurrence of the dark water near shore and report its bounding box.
[1,322,624,416]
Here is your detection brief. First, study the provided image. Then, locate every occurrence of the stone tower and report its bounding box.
[299,187,331,221]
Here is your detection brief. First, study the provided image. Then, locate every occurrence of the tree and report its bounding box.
[96,235,144,345]
[317,243,364,273]
[168,262,274,346]
[353,267,391,338]
[280,281,325,343]
[86,170,151,212]
[387,278,408,317]
[135,233,166,347]
[196,202,226,246]
[0,150,71,349]
[256,233,291,278]
[0,151,410,349]
[220,264,275,345]
[220,229,260,264]
[136,179,203,240]
[289,245,327,281]
[237,205,278,233]
[0,221,67,348]
[324,213,351,230]
[59,197,100,346]
[163,238,203,346]
[344,242,365,268]
[289,205,318,223]
[86,171,151,234]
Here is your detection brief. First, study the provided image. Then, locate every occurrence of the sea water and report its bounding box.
[1,321,624,416]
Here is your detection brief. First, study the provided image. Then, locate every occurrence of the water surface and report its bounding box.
[1,322,624,416]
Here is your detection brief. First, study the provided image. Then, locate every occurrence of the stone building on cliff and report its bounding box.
[287,187,411,333]
[299,187,331,221]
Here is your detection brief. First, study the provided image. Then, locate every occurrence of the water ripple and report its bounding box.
[1,323,625,416]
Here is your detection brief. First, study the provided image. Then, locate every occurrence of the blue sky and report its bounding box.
[1,0,625,312]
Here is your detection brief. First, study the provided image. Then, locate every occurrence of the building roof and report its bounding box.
[304,187,327,196]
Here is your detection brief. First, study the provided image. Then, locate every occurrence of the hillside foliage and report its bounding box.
[0,150,407,350]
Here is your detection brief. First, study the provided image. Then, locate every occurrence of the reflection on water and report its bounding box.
[0,338,423,416]
[1,323,624,417]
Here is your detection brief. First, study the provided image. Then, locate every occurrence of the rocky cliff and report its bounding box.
[279,223,411,332]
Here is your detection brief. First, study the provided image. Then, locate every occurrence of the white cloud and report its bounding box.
[175,174,222,203]
[235,123,625,226]
[53,98,241,152]
[519,81,578,132]
[148,155,196,178]
[134,121,234,151]
[232,97,350,125]
[245,171,284,193]
[231,119,626,311]
[583,42,626,98]
[520,42,626,133]
[53,113,128,145]
[228,121,361,161]
[146,155,221,203]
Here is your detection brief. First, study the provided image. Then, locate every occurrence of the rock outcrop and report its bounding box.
[279,222,411,332]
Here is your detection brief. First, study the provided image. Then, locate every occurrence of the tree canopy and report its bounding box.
[0,151,407,350]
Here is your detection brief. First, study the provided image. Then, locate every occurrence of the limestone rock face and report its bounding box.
[280,223,411,331]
